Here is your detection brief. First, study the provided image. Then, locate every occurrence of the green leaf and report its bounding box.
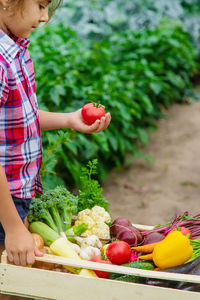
[137,128,149,145]
[140,95,154,114]
[107,130,118,152]
[150,82,162,95]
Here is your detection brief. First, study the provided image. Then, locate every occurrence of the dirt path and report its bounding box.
[103,98,200,227]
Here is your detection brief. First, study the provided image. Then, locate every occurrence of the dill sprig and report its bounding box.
[78,159,110,212]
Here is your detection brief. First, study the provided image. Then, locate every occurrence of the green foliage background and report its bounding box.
[30,14,198,188]
[58,0,200,54]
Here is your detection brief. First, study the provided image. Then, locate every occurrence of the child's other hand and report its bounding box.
[5,225,43,266]
[67,109,111,133]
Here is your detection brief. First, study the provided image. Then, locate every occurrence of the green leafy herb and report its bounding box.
[78,159,109,212]
[187,240,200,263]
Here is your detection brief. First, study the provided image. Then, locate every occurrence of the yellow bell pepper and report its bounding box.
[152,231,193,269]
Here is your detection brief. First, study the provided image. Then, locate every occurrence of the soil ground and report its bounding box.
[103,93,200,227]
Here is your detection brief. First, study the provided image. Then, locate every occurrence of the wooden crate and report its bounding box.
[0,224,200,300]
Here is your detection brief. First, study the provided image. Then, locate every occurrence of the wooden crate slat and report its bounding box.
[2,252,200,284]
[132,223,154,231]
[1,263,200,300]
[31,254,200,284]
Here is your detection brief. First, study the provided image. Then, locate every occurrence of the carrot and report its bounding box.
[138,253,153,260]
[132,242,158,253]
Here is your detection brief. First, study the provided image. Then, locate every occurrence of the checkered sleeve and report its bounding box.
[0,67,9,106]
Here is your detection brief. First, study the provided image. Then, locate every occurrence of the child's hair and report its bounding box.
[49,0,63,18]
[10,0,63,19]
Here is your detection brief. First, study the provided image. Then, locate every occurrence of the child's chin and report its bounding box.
[19,33,31,39]
[15,30,32,39]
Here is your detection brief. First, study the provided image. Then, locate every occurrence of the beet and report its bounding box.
[110,217,132,237]
[117,229,136,246]
[143,232,165,245]
[116,225,143,246]
[129,226,143,243]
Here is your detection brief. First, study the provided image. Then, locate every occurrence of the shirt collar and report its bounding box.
[0,29,30,63]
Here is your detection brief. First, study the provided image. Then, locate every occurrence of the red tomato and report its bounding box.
[90,255,112,278]
[180,227,192,239]
[106,241,131,265]
[81,103,106,125]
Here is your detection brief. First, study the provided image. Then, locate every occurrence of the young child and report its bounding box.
[0,0,111,288]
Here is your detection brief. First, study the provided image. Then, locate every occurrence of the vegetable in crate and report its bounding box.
[138,253,153,261]
[50,237,97,277]
[30,236,55,271]
[159,256,200,274]
[187,239,200,262]
[81,235,102,249]
[79,246,101,260]
[175,259,200,292]
[179,227,192,239]
[152,231,193,269]
[30,221,60,246]
[109,260,154,283]
[117,226,143,246]
[72,235,103,260]
[28,186,78,234]
[110,217,143,246]
[29,222,97,277]
[141,211,200,240]
[29,222,96,260]
[106,241,131,265]
[31,233,44,251]
[142,232,165,245]
[133,242,160,253]
[65,223,88,243]
[146,256,200,289]
[110,218,132,237]
[74,206,111,239]
[90,255,112,278]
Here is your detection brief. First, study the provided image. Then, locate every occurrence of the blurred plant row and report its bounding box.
[58,0,200,55]
[30,1,199,189]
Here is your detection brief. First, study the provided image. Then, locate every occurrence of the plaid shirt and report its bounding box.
[0,29,43,198]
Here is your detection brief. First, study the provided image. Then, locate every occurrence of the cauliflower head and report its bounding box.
[75,206,111,239]
[91,206,111,223]
[92,222,110,239]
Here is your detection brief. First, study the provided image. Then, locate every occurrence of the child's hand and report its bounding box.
[5,225,43,266]
[67,109,111,133]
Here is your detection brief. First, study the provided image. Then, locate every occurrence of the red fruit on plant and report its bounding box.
[180,227,192,239]
[106,241,131,265]
[81,103,106,125]
[110,217,132,237]
[90,255,112,278]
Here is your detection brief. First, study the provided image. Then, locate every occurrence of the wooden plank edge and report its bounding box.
[2,252,200,284]
[1,263,200,300]
[132,223,154,231]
